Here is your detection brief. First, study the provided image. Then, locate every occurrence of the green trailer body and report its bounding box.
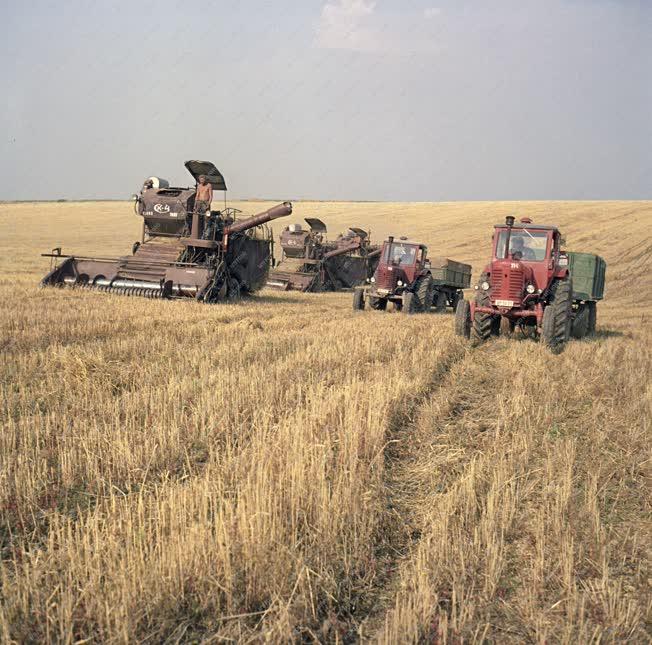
[567,252,606,301]
[429,257,472,289]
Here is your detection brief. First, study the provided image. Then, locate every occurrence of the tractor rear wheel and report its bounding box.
[454,299,471,338]
[369,296,387,310]
[471,286,497,343]
[541,277,572,351]
[434,289,448,313]
[353,287,365,311]
[414,275,433,312]
[587,301,597,334]
[571,303,589,339]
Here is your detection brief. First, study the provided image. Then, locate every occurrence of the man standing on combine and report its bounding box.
[194,175,213,218]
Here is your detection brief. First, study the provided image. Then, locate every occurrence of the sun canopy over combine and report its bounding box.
[184,160,227,190]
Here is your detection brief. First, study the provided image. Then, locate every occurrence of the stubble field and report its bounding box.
[0,200,650,643]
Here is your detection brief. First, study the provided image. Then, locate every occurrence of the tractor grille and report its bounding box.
[491,267,524,302]
[375,266,397,291]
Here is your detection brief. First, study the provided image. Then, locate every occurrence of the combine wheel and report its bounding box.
[227,278,241,301]
[434,289,448,313]
[454,299,471,338]
[368,296,387,311]
[541,278,572,351]
[571,303,590,339]
[353,287,365,311]
[587,301,597,335]
[471,287,497,343]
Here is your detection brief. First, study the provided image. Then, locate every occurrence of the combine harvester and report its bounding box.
[454,216,606,350]
[353,236,471,313]
[266,219,380,291]
[41,161,292,302]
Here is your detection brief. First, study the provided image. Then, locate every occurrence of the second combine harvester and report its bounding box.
[267,218,381,291]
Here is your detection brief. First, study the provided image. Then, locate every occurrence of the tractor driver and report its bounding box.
[510,235,536,261]
[194,175,213,218]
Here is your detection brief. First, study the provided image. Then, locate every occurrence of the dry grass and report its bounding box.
[0,200,650,643]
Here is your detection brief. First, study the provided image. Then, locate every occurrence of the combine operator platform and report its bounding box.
[41,161,292,303]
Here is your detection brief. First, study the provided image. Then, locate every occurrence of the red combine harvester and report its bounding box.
[455,216,606,351]
[353,236,471,313]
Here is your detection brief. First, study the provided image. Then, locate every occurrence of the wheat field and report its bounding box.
[0,200,650,643]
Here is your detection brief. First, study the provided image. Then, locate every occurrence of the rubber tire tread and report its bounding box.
[413,275,433,312]
[571,303,589,339]
[454,299,471,338]
[471,284,495,343]
[353,288,365,311]
[541,278,572,350]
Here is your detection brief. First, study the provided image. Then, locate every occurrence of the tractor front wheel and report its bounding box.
[454,299,471,338]
[541,278,572,351]
[353,287,365,311]
[369,296,387,311]
[500,316,515,337]
[402,291,416,314]
[471,284,498,343]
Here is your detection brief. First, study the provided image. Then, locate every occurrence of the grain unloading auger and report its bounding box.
[41,161,292,302]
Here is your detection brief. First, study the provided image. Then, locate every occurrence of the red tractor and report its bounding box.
[455,216,606,350]
[353,236,471,313]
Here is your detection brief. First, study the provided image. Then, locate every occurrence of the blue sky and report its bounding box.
[1,0,651,200]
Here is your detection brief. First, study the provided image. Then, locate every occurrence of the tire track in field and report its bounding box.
[352,340,506,641]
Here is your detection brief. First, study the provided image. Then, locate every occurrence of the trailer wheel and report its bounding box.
[434,290,448,313]
[454,299,471,338]
[369,296,387,311]
[353,287,365,311]
[541,278,572,351]
[450,290,463,311]
[571,303,589,339]
[587,301,597,335]
[471,286,497,343]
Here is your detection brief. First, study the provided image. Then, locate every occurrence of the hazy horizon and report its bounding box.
[2,0,651,202]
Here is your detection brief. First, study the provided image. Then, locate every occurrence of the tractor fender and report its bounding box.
[553,266,569,279]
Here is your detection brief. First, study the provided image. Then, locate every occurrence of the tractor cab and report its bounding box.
[488,217,565,307]
[374,237,427,291]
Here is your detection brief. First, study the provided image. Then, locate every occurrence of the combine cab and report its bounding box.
[353,236,471,313]
[41,161,292,302]
[266,219,380,291]
[454,216,606,351]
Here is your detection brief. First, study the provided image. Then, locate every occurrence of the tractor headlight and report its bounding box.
[526,283,535,294]
[397,280,403,287]
[370,276,375,283]
[481,281,490,291]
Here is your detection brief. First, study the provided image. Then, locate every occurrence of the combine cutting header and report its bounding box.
[41,161,292,302]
